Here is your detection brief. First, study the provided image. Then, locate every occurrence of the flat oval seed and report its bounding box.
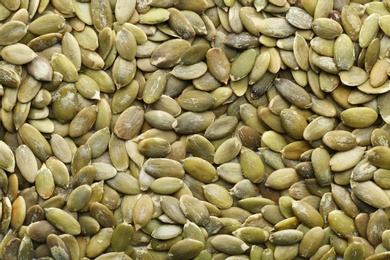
[18,123,52,161]
[328,210,358,239]
[367,145,390,169]
[168,238,204,260]
[269,229,303,245]
[292,200,324,228]
[1,43,37,65]
[179,195,210,226]
[206,47,230,84]
[90,0,113,31]
[257,17,296,38]
[86,228,114,258]
[286,6,312,29]
[45,207,81,235]
[28,13,66,35]
[322,130,358,151]
[334,34,354,71]
[173,111,215,135]
[67,184,92,211]
[230,48,257,81]
[214,137,242,165]
[150,177,183,195]
[15,144,37,183]
[151,39,191,68]
[151,224,183,240]
[265,168,300,190]
[340,107,378,128]
[341,5,361,42]
[0,21,27,45]
[330,146,366,172]
[312,18,343,40]
[51,53,78,83]
[203,183,233,209]
[160,196,187,224]
[274,78,312,109]
[114,106,144,140]
[211,235,249,255]
[182,157,218,183]
[69,105,98,138]
[177,90,216,112]
[138,137,171,158]
[359,13,380,48]
[239,147,264,184]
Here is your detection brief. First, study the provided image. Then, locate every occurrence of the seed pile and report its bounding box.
[1,0,390,259]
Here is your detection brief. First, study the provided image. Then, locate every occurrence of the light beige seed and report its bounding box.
[286,7,312,29]
[151,224,183,240]
[92,162,117,181]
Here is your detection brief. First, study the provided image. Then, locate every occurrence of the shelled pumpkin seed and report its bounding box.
[2,0,390,259]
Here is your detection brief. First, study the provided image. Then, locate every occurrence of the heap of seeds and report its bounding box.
[1,0,390,259]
